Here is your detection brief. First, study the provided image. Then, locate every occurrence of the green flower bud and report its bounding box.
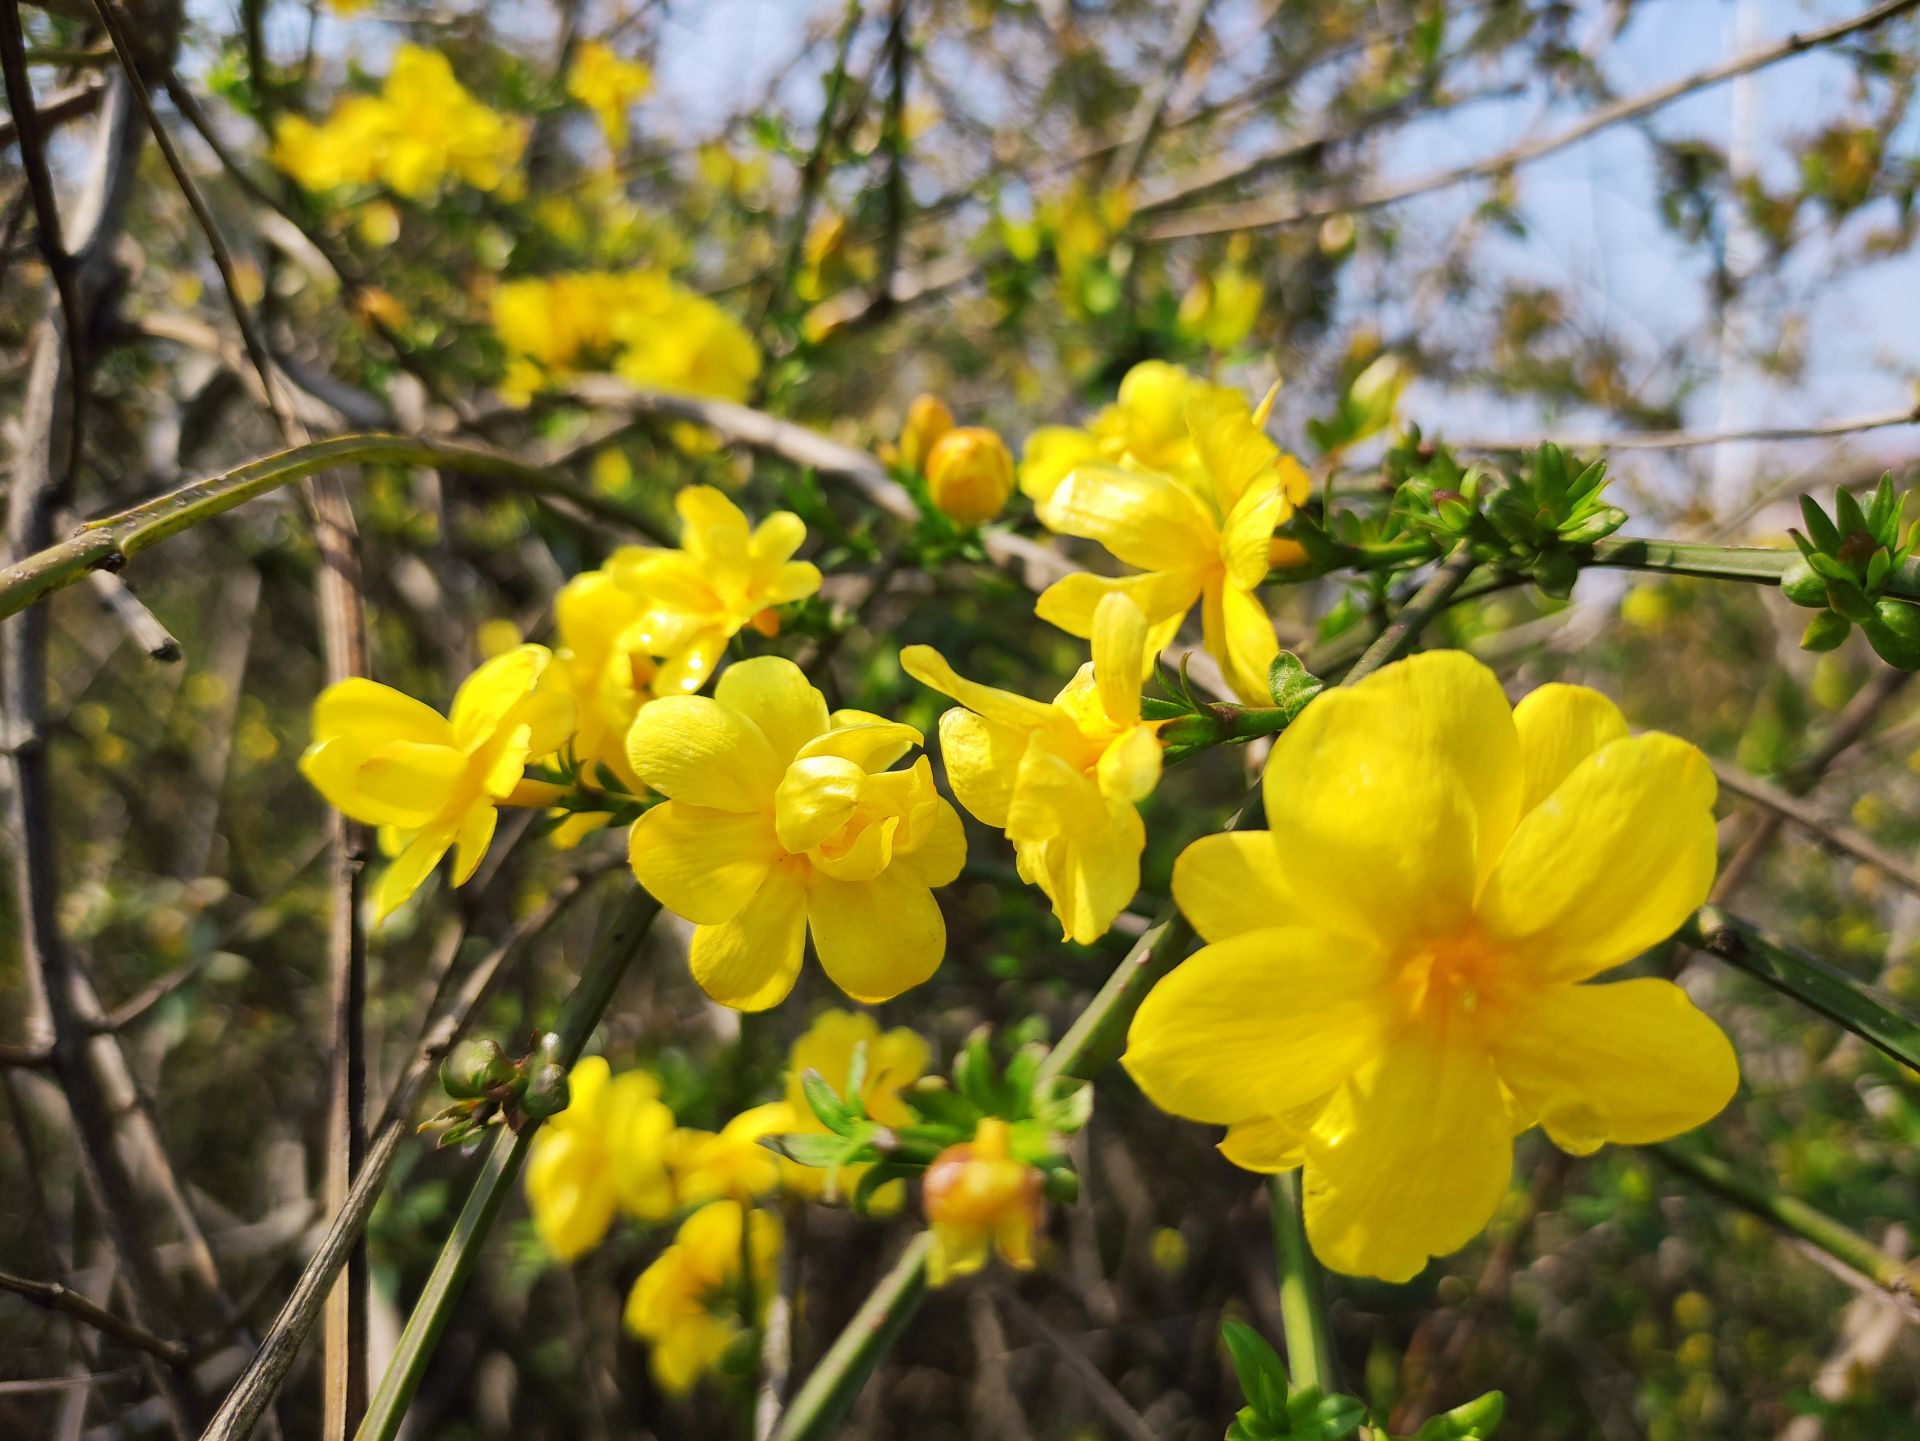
[441,1038,514,1100]
[519,1061,572,1119]
[1780,560,1830,609]
[1800,611,1851,653]
[1864,598,1920,670]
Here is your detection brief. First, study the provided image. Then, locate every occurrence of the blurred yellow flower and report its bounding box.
[1177,263,1265,352]
[607,486,822,696]
[899,393,955,472]
[624,1200,781,1393]
[300,645,572,920]
[901,592,1161,943]
[626,657,966,1008]
[274,44,526,198]
[567,40,652,149]
[783,1008,931,1207]
[672,1101,794,1204]
[926,426,1015,527]
[1123,653,1738,1282]
[1034,379,1309,703]
[490,270,760,404]
[922,1118,1044,1285]
[552,571,661,794]
[524,1058,678,1260]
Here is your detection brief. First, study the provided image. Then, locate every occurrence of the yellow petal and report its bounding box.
[773,755,866,854]
[1479,733,1717,982]
[372,823,457,921]
[891,796,967,888]
[1037,461,1219,571]
[900,645,1055,729]
[1017,425,1102,503]
[1170,830,1292,943]
[525,1129,615,1260]
[449,802,496,886]
[312,676,454,748]
[1092,592,1149,725]
[1302,1023,1511,1283]
[750,511,807,568]
[1217,483,1284,591]
[339,739,466,827]
[1261,650,1520,953]
[767,559,823,605]
[934,709,1027,828]
[450,644,551,749]
[1096,726,1162,804]
[1511,682,1630,813]
[1205,577,1280,705]
[1218,1112,1315,1174]
[1489,978,1738,1153]
[628,801,779,925]
[800,719,923,772]
[625,695,780,810]
[807,870,945,1003]
[688,864,809,1010]
[715,657,828,766]
[1124,927,1391,1125]
[1034,567,1205,644]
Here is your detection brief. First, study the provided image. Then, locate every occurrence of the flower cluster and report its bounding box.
[491,269,761,404]
[566,40,653,151]
[273,45,526,199]
[522,1009,931,1391]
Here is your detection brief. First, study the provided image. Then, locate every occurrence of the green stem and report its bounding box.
[354,892,661,1441]
[1270,1172,1337,1393]
[1585,536,1797,586]
[0,433,667,622]
[1349,544,1480,679]
[766,1232,932,1441]
[1681,905,1920,1071]
[1651,1142,1917,1296]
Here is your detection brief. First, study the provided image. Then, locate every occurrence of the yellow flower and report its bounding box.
[299,646,573,920]
[925,426,1015,527]
[624,1200,781,1393]
[1122,652,1738,1282]
[274,44,525,198]
[567,40,652,150]
[901,592,1161,944]
[552,570,661,793]
[899,393,955,472]
[672,1101,795,1204]
[625,657,966,1008]
[524,1058,678,1260]
[607,486,823,696]
[1018,361,1245,506]
[1177,264,1266,352]
[1033,380,1309,704]
[783,1009,931,1208]
[922,1118,1044,1285]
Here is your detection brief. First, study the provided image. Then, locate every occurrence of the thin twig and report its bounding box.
[996,1290,1158,1441]
[1450,402,1920,455]
[0,1269,193,1366]
[1710,757,1920,898]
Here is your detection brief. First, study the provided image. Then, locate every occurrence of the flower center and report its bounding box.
[1398,927,1505,1034]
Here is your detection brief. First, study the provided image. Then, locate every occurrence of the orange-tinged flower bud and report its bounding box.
[899,393,955,471]
[921,1117,1044,1284]
[925,426,1015,528]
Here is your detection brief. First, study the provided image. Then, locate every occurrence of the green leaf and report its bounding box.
[800,1068,860,1136]
[758,1131,867,1168]
[1800,494,1842,554]
[1799,611,1851,653]
[1405,1390,1505,1439]
[1267,652,1326,720]
[843,1040,869,1107]
[1866,472,1898,542]
[953,1028,1003,1114]
[1220,1320,1290,1418]
[1833,485,1869,541]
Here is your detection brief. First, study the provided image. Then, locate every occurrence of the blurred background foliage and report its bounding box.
[3,0,1920,1438]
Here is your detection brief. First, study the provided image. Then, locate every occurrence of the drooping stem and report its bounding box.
[1270,1172,1337,1394]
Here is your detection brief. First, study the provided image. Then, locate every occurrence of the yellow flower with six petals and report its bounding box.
[625,657,965,1009]
[1033,383,1309,704]
[300,645,572,921]
[1122,652,1738,1282]
[607,487,822,697]
[1015,359,1244,503]
[624,1199,781,1393]
[524,1057,677,1260]
[901,593,1161,944]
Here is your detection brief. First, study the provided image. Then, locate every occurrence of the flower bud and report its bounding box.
[899,393,955,472]
[921,1117,1044,1284]
[1865,598,1920,669]
[519,1061,573,1119]
[925,426,1015,527]
[442,1038,515,1099]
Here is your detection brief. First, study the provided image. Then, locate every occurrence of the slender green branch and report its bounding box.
[766,1232,932,1441]
[1350,545,1480,679]
[1680,905,1920,1072]
[1270,1172,1337,1393]
[354,892,661,1441]
[1584,537,1798,586]
[1651,1143,1919,1301]
[0,433,667,622]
